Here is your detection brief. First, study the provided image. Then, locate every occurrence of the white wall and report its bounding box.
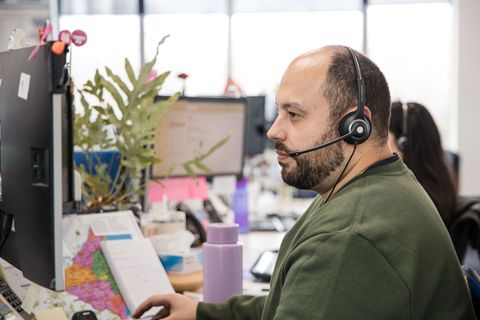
[454,0,480,196]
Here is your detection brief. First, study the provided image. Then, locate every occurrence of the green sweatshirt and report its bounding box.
[197,158,475,319]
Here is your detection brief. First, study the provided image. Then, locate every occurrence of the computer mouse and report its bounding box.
[71,310,97,320]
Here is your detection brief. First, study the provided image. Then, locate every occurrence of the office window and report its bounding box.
[142,0,363,97]
[145,0,226,14]
[59,15,141,92]
[143,13,229,96]
[231,11,363,96]
[367,3,454,147]
[0,1,49,49]
[60,0,138,14]
[233,0,361,12]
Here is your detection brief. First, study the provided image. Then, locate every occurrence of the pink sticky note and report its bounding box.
[148,176,209,203]
[187,176,209,200]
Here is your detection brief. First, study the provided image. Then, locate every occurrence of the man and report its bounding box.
[134,46,475,319]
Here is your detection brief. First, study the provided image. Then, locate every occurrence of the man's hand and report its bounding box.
[133,293,198,320]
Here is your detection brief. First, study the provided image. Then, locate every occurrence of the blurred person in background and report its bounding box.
[389,101,458,228]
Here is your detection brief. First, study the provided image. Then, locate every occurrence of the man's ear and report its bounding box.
[344,106,372,121]
[364,105,372,122]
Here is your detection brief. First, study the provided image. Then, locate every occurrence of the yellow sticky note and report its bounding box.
[21,282,41,314]
[33,307,69,320]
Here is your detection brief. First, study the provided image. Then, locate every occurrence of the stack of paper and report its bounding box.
[101,239,174,317]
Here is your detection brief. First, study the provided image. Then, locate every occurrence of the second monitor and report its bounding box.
[153,96,247,177]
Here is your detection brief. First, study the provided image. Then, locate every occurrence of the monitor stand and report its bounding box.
[0,276,34,320]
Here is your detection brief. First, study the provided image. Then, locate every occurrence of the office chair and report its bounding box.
[462,266,480,317]
[450,200,480,263]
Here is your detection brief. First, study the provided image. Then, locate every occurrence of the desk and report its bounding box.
[240,231,285,271]
[1,230,288,319]
[240,231,285,295]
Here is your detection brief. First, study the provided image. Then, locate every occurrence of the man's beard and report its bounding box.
[276,129,344,190]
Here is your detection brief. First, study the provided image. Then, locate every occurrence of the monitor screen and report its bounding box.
[152,96,246,177]
[0,42,74,291]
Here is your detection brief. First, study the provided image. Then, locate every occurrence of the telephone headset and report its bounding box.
[288,46,371,157]
[396,102,409,151]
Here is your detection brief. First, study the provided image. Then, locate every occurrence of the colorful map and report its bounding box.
[65,229,129,319]
[25,211,144,320]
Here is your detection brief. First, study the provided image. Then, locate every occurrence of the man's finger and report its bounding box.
[133,295,172,318]
[151,307,170,320]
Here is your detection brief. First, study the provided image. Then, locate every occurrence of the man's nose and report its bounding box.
[266,116,285,142]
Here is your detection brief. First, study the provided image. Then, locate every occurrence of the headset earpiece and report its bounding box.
[339,111,372,145]
[396,102,409,151]
[397,136,408,151]
[339,47,371,146]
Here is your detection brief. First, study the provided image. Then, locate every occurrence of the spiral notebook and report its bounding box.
[101,239,174,317]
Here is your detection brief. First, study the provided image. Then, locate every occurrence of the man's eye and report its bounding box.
[288,112,299,119]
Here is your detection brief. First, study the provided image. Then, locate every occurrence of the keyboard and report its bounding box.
[250,214,297,232]
[0,276,34,320]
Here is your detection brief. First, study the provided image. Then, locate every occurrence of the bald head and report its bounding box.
[280,47,333,95]
[276,48,333,122]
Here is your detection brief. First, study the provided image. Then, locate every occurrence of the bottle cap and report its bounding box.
[236,178,248,188]
[207,223,239,244]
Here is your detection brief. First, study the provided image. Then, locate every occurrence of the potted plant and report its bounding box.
[74,35,228,211]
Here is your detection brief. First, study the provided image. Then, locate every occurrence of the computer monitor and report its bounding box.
[244,96,268,156]
[152,96,246,177]
[0,42,74,292]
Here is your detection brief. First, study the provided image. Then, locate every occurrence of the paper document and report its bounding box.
[60,210,144,319]
[33,307,69,320]
[89,211,142,237]
[62,211,143,255]
[101,239,174,317]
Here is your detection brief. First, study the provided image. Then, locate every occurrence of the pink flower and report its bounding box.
[147,70,158,83]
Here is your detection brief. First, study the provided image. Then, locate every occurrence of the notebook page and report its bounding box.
[101,239,174,317]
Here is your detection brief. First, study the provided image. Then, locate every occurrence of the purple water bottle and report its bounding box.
[233,179,250,234]
[203,223,243,303]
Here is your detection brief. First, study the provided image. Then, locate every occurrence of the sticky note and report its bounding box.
[148,176,209,202]
[18,73,30,100]
[33,307,69,320]
[21,282,40,314]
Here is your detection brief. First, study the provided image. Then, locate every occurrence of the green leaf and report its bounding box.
[94,70,102,87]
[105,66,131,97]
[134,35,170,96]
[125,58,136,86]
[195,135,230,162]
[183,163,196,178]
[93,106,106,115]
[193,160,212,174]
[101,77,126,111]
[156,34,170,51]
[142,71,170,94]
